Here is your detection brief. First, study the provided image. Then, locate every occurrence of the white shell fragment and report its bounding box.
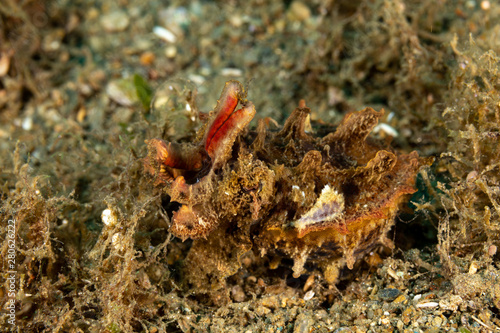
[102,208,117,227]
[416,302,439,308]
[303,290,315,301]
[153,26,177,43]
[292,185,344,236]
[221,68,243,77]
[373,123,399,137]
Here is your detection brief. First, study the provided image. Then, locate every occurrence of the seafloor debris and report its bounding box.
[144,80,431,291]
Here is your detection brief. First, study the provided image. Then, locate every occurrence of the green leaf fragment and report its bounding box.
[134,74,153,111]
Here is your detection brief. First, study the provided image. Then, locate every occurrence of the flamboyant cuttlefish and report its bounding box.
[144,80,431,291]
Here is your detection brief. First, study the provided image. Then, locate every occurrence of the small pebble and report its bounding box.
[157,6,189,37]
[287,1,311,22]
[87,7,99,20]
[488,245,497,256]
[165,45,177,58]
[261,296,279,309]
[481,1,491,10]
[393,295,407,304]
[378,288,401,302]
[101,11,130,32]
[255,306,271,316]
[76,107,87,123]
[79,83,92,96]
[22,117,33,131]
[0,53,10,77]
[293,313,314,333]
[229,15,243,28]
[402,307,413,325]
[42,29,64,52]
[140,51,155,66]
[433,316,443,327]
[380,317,390,325]
[106,79,137,106]
[281,298,288,308]
[386,268,400,280]
[231,285,245,302]
[468,261,479,274]
[188,74,205,85]
[303,274,315,292]
[439,295,463,311]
